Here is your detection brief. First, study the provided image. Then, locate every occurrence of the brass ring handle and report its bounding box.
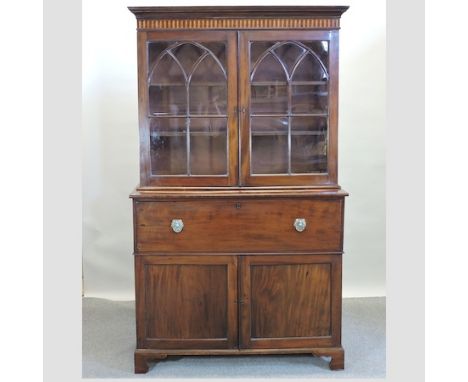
[294,218,307,232]
[171,219,184,233]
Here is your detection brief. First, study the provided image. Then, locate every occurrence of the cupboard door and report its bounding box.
[135,255,238,349]
[140,31,238,186]
[239,30,338,186]
[239,255,342,349]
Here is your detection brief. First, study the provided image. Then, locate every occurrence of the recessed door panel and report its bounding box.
[135,255,238,349]
[240,255,342,349]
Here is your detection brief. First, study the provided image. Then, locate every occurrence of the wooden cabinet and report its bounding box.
[129,6,349,374]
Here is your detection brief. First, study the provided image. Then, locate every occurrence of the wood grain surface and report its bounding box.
[240,255,341,349]
[134,198,344,253]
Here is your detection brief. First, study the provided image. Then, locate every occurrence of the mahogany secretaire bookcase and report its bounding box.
[128,6,349,374]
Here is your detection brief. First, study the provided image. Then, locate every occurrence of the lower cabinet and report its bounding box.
[135,255,238,350]
[134,253,343,372]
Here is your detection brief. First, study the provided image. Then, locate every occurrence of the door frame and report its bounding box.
[238,30,339,187]
[239,254,342,349]
[135,254,238,349]
[138,30,239,187]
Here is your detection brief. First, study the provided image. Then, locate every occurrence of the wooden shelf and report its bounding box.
[152,131,226,137]
[251,81,328,86]
[154,131,325,137]
[149,82,225,87]
[149,81,328,87]
[251,113,328,117]
[150,113,227,118]
[251,130,326,137]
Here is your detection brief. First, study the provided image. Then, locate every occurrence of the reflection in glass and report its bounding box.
[149,54,186,85]
[251,84,288,114]
[190,118,227,175]
[190,85,226,115]
[292,53,328,81]
[150,118,187,175]
[148,41,228,117]
[250,42,275,67]
[189,52,227,115]
[291,85,328,114]
[149,85,186,115]
[274,43,305,75]
[251,53,288,82]
[170,43,205,76]
[290,116,328,173]
[291,135,327,173]
[190,55,226,83]
[147,41,230,178]
[251,117,288,174]
[291,116,328,134]
[249,41,330,175]
[303,41,329,67]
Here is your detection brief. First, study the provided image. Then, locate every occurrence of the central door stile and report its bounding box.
[237,255,243,348]
[236,31,242,186]
[238,254,251,349]
[227,254,239,349]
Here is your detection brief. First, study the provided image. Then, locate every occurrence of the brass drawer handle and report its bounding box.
[171,219,184,233]
[294,218,307,232]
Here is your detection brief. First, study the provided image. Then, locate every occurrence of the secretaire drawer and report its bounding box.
[134,198,344,253]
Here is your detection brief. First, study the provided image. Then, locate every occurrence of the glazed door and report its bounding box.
[135,255,238,349]
[140,31,238,186]
[239,30,338,186]
[239,255,342,349]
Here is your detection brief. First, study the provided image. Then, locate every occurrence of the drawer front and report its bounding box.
[134,198,343,253]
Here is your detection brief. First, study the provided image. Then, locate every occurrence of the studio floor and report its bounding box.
[82,297,385,379]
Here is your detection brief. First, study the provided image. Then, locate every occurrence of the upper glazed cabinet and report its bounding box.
[136,13,342,188]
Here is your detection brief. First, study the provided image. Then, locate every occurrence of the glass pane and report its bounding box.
[148,42,228,117]
[251,84,288,114]
[203,42,227,70]
[190,55,226,83]
[149,54,186,85]
[291,84,328,114]
[273,43,306,77]
[303,41,329,70]
[291,135,327,173]
[150,118,187,175]
[251,117,288,174]
[248,40,330,178]
[251,53,288,82]
[190,118,227,175]
[292,53,328,81]
[149,85,186,116]
[148,42,168,71]
[147,41,229,179]
[190,85,226,115]
[291,116,327,173]
[250,42,275,68]
[291,116,328,134]
[171,43,205,76]
[189,45,227,115]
